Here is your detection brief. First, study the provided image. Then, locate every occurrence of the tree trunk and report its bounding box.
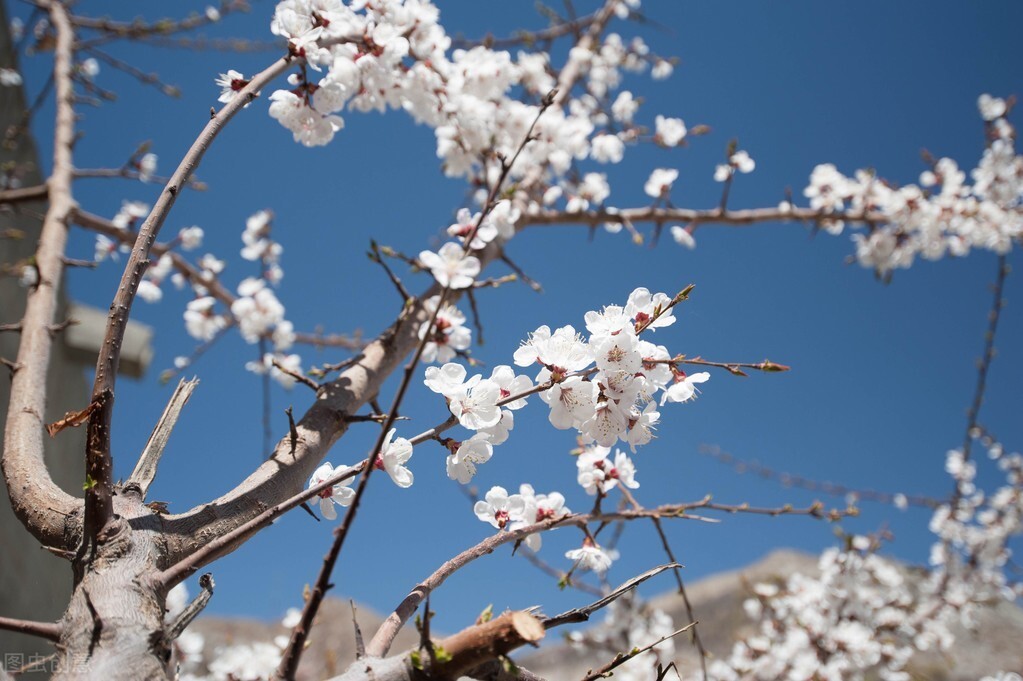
[54,494,170,680]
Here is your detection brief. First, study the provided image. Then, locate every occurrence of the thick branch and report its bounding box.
[1,0,80,551]
[125,377,198,499]
[82,54,292,544]
[431,611,545,678]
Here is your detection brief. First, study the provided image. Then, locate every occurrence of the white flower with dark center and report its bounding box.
[592,330,642,375]
[418,242,480,289]
[216,69,250,104]
[581,399,629,447]
[544,376,598,430]
[625,401,659,452]
[584,305,632,338]
[625,287,675,331]
[446,435,493,484]
[566,539,613,574]
[644,168,678,198]
[474,486,525,529]
[308,461,355,520]
[512,485,570,551]
[420,296,471,364]
[449,378,502,430]
[660,371,710,404]
[532,325,594,378]
[447,207,495,249]
[488,365,532,409]
[514,325,552,367]
[377,428,414,488]
[577,446,613,495]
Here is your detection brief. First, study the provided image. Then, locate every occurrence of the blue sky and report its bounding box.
[9,1,1023,635]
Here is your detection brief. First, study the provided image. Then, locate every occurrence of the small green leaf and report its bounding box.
[433,645,452,664]
[409,650,423,670]
[82,475,97,491]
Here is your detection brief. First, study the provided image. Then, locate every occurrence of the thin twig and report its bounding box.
[700,444,943,509]
[961,254,1009,464]
[166,573,214,641]
[580,622,697,681]
[271,357,320,392]
[542,563,679,629]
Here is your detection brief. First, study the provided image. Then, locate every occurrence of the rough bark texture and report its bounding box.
[55,495,169,679]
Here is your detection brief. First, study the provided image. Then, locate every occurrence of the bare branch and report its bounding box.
[166,573,214,641]
[0,183,48,204]
[125,377,199,499]
[542,563,680,629]
[2,0,81,552]
[520,205,887,230]
[365,497,852,657]
[81,53,292,545]
[580,622,697,681]
[961,254,1009,464]
[0,614,62,641]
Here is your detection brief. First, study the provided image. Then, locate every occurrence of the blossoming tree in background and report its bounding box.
[0,1,1021,680]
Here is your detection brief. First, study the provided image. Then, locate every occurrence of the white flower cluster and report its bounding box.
[925,442,1023,622]
[424,362,531,483]
[419,295,471,363]
[170,606,302,681]
[804,95,1022,276]
[713,436,1023,681]
[262,0,680,220]
[474,483,569,552]
[568,593,676,681]
[307,428,413,519]
[513,287,705,451]
[711,543,922,681]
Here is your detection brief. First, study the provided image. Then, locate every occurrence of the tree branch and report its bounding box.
[0,182,48,205]
[520,205,886,229]
[541,563,679,629]
[81,53,292,545]
[580,622,696,681]
[124,377,199,499]
[365,496,850,658]
[165,573,214,641]
[0,615,62,642]
[1,0,81,552]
